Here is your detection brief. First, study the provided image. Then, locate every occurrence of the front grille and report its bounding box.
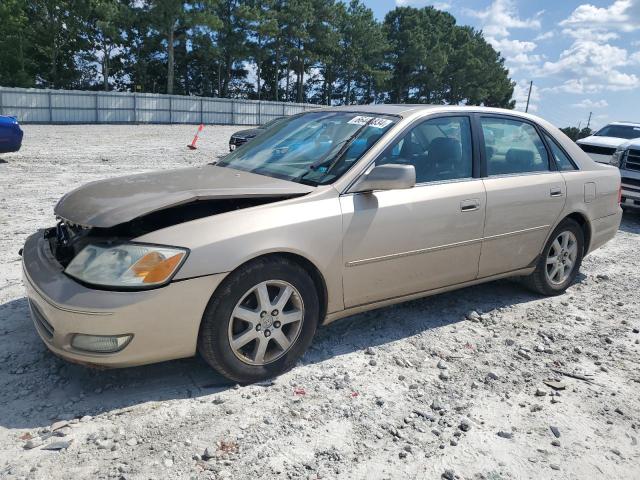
[579,144,616,156]
[622,177,640,194]
[29,300,54,339]
[622,177,640,187]
[622,149,640,171]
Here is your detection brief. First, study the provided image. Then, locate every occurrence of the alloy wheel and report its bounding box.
[545,231,578,285]
[227,280,304,365]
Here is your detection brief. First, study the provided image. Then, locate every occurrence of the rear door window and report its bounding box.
[543,133,578,171]
[481,117,550,175]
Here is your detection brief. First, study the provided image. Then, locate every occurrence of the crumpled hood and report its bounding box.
[577,135,635,148]
[54,165,315,228]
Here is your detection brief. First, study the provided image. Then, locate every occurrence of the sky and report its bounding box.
[362,0,640,130]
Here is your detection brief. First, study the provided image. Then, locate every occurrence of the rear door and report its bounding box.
[478,115,566,277]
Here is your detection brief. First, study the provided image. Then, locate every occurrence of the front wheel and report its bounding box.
[524,219,584,296]
[198,257,319,383]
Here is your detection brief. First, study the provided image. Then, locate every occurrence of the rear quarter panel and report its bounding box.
[535,118,621,253]
[562,166,620,221]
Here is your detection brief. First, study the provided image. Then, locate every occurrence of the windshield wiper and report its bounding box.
[290,119,375,185]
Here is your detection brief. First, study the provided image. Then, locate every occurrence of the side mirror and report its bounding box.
[350,164,416,193]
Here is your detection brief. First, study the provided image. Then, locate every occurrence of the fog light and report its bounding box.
[71,334,132,353]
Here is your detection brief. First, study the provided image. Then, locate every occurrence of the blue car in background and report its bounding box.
[0,115,23,153]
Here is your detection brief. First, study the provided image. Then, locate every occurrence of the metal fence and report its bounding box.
[0,87,320,125]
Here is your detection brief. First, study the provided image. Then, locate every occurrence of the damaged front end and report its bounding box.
[36,165,315,287]
[47,196,295,268]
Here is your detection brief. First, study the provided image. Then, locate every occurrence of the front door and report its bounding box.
[341,115,486,308]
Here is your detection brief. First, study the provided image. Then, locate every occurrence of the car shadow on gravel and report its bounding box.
[0,275,566,430]
[0,297,232,430]
[309,277,550,361]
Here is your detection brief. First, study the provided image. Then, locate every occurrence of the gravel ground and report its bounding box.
[1,125,639,480]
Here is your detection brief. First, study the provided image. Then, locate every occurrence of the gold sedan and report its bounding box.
[23,105,622,383]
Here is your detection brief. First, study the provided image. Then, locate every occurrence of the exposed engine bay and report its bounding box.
[46,197,291,267]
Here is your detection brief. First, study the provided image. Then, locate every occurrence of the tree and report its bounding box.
[560,126,592,142]
[213,0,250,97]
[383,6,514,107]
[87,0,127,91]
[281,0,315,103]
[27,0,89,88]
[244,0,278,100]
[0,1,516,107]
[0,0,33,87]
[147,0,219,94]
[336,0,388,105]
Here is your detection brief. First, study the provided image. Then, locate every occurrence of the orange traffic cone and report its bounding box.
[187,124,204,150]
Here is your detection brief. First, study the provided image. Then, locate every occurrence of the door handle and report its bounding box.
[550,187,563,197]
[460,199,480,212]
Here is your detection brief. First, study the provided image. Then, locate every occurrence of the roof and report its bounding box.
[608,121,640,126]
[327,104,442,115]
[326,104,538,119]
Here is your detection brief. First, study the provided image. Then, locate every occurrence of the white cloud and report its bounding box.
[543,41,630,76]
[541,1,640,94]
[465,0,541,38]
[572,99,609,108]
[395,0,451,9]
[560,0,640,32]
[534,31,555,41]
[561,28,619,42]
[543,79,601,94]
[463,0,544,75]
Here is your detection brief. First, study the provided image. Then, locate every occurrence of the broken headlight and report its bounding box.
[64,243,188,288]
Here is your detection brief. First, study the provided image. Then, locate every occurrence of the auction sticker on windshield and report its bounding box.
[348,116,393,129]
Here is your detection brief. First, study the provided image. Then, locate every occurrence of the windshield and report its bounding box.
[595,124,640,140]
[260,117,285,129]
[217,111,398,185]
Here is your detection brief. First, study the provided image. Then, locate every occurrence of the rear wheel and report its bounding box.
[524,219,584,296]
[198,257,319,383]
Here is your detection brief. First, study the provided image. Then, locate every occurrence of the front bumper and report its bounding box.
[228,136,249,151]
[22,231,226,367]
[620,169,640,207]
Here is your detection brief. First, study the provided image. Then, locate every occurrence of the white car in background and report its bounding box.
[577,122,640,164]
[611,140,640,208]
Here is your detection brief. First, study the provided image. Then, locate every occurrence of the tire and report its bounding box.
[524,218,584,296]
[197,256,319,383]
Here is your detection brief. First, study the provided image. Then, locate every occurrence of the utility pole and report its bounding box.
[525,80,533,113]
[586,111,592,130]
